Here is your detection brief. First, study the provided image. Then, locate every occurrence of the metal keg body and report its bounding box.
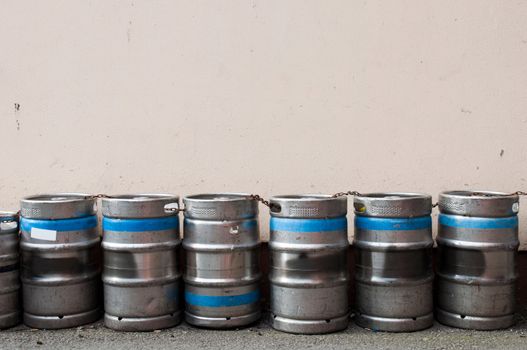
[20,194,102,329]
[101,194,182,331]
[0,213,21,329]
[183,194,261,329]
[353,193,434,332]
[269,195,349,334]
[436,191,519,330]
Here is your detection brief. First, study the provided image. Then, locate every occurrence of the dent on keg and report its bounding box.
[183,193,261,328]
[353,192,434,332]
[436,190,519,330]
[20,194,102,329]
[269,194,349,334]
[0,212,21,329]
[101,194,182,331]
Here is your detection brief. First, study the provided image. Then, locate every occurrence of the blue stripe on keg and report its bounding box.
[20,215,98,232]
[184,290,260,307]
[439,213,518,230]
[270,216,347,232]
[354,216,432,231]
[102,216,179,232]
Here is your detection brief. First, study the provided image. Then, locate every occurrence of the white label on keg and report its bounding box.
[30,228,57,241]
[513,202,520,213]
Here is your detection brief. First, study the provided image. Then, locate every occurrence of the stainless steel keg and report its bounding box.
[20,194,102,329]
[353,193,434,332]
[436,190,519,330]
[102,194,182,331]
[269,194,349,334]
[0,212,20,329]
[183,193,261,328]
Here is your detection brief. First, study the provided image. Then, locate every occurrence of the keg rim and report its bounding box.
[183,193,257,220]
[354,192,432,217]
[439,190,517,199]
[20,193,97,219]
[0,211,18,218]
[103,193,179,202]
[354,192,432,200]
[102,193,180,218]
[269,194,347,218]
[270,194,342,201]
[183,193,253,202]
[21,193,93,203]
[0,211,18,225]
[439,190,519,217]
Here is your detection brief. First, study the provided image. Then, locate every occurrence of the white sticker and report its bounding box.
[31,227,57,241]
[513,202,520,213]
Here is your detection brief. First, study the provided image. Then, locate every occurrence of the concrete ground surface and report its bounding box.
[2,310,527,350]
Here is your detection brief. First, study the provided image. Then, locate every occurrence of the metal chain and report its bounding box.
[332,191,362,198]
[84,194,112,200]
[249,194,280,210]
[512,191,527,196]
[432,202,438,208]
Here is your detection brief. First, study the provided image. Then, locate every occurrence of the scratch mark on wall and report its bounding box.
[127,20,132,43]
[14,103,20,131]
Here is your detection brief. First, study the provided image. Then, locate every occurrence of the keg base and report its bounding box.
[270,314,349,334]
[24,308,102,329]
[104,312,182,331]
[355,313,433,332]
[436,308,515,330]
[0,311,21,329]
[185,310,261,329]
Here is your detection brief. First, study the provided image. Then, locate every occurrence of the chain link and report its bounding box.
[512,191,527,196]
[84,194,112,200]
[332,191,362,198]
[249,194,280,210]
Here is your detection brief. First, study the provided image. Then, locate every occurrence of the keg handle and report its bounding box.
[249,194,281,212]
[164,202,185,214]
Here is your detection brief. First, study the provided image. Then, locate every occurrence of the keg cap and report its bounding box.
[102,194,180,218]
[183,193,258,220]
[438,190,519,218]
[269,194,347,218]
[354,192,432,217]
[20,193,96,219]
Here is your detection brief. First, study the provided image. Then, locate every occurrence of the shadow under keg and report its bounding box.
[269,194,349,334]
[436,190,519,330]
[0,212,21,329]
[101,194,182,331]
[353,193,434,332]
[183,193,261,328]
[20,194,102,329]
